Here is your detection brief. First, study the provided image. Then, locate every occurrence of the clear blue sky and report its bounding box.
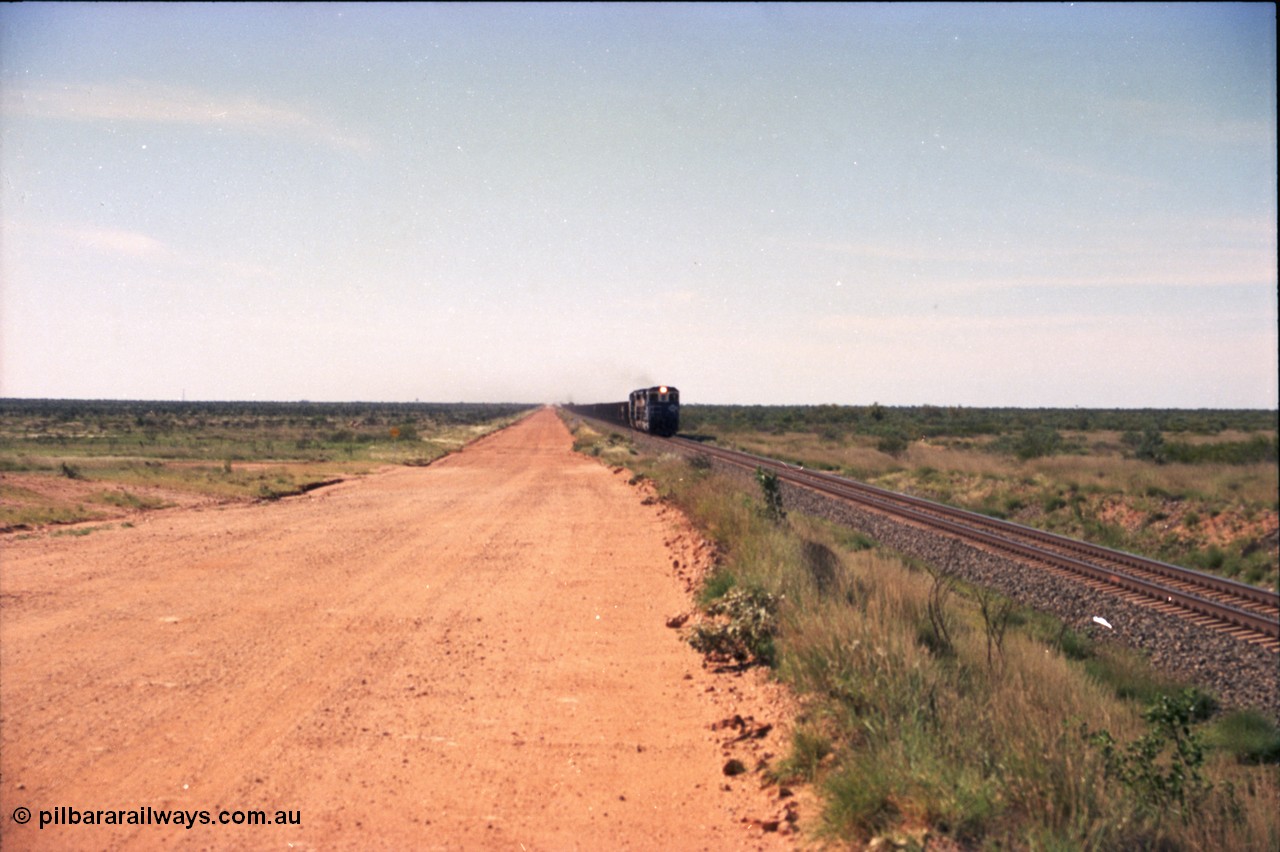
[2,3,1275,407]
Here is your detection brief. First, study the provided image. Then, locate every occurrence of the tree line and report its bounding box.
[681,404,1278,464]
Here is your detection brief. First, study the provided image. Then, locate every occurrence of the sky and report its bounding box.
[1,2,1276,408]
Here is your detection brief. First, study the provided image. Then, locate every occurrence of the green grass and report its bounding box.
[0,482,102,528]
[1208,710,1280,765]
[698,567,737,605]
[93,489,171,510]
[0,400,534,529]
[50,524,113,538]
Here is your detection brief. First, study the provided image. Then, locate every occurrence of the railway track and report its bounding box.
[668,437,1280,653]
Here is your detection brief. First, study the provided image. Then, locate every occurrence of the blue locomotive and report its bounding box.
[566,385,680,437]
[628,385,680,436]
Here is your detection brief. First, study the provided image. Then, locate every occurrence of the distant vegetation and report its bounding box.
[0,398,532,449]
[681,405,1279,591]
[683,404,1276,453]
[0,398,534,530]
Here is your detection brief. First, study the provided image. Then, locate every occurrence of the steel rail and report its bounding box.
[671,437,1280,644]
[786,461,1278,611]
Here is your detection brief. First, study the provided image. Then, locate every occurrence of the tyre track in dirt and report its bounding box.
[1,408,796,850]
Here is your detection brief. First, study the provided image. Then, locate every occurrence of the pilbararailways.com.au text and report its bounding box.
[31,805,301,830]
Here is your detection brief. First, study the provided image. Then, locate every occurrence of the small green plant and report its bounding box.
[920,561,957,658]
[1085,689,1215,821]
[60,462,84,480]
[834,528,876,552]
[825,760,899,837]
[774,724,834,783]
[1208,710,1280,765]
[686,586,779,665]
[698,568,737,605]
[755,466,787,524]
[976,587,1014,670]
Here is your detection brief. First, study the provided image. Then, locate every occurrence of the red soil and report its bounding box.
[0,408,799,850]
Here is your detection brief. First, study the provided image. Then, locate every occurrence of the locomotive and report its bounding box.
[628,385,680,436]
[566,385,680,437]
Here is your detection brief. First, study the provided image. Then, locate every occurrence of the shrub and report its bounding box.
[687,453,713,472]
[1085,690,1215,821]
[1209,710,1280,764]
[1042,493,1068,513]
[976,587,1015,670]
[920,562,958,658]
[875,429,908,457]
[1015,427,1063,460]
[755,467,787,524]
[1122,428,1167,463]
[686,586,779,665]
[1164,435,1278,465]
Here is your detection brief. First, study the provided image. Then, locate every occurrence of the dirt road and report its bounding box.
[1,408,796,849]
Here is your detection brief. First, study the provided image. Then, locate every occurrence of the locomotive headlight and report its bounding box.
[659,386,668,394]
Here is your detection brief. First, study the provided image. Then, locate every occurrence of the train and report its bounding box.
[565,385,680,437]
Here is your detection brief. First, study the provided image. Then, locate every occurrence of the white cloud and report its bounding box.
[3,219,286,287]
[0,81,373,152]
[54,224,173,260]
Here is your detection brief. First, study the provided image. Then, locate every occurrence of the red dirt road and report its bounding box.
[1,408,797,850]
